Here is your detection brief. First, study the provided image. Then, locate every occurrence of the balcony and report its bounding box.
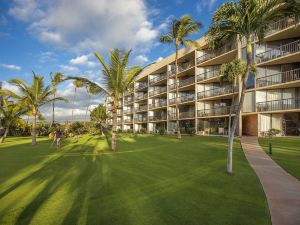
[135,105,148,112]
[148,114,167,122]
[134,117,147,123]
[257,98,300,112]
[197,86,237,100]
[124,118,133,123]
[169,95,195,105]
[256,68,300,88]
[265,16,296,37]
[135,82,148,91]
[135,93,147,101]
[123,109,133,114]
[169,111,195,120]
[124,98,134,105]
[196,44,236,65]
[197,105,237,117]
[168,61,194,77]
[149,87,167,97]
[256,39,300,64]
[197,69,220,82]
[149,101,167,109]
[117,111,122,116]
[149,73,167,85]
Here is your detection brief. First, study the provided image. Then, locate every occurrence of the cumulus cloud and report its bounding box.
[134,55,149,64]
[0,63,22,70]
[9,0,161,52]
[59,65,79,73]
[70,54,96,68]
[155,56,163,62]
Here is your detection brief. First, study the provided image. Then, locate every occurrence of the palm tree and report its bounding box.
[0,72,67,145]
[50,72,63,127]
[72,80,84,121]
[85,84,102,121]
[0,99,27,143]
[207,0,300,174]
[159,15,202,139]
[67,49,142,151]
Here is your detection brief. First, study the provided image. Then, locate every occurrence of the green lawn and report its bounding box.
[259,137,300,180]
[0,134,270,225]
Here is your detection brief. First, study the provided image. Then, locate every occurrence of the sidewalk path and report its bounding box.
[241,136,300,225]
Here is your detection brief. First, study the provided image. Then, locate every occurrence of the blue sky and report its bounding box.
[0,0,227,121]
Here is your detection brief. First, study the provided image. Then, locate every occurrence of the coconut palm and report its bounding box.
[67,48,142,151]
[85,84,102,121]
[207,0,300,174]
[0,72,67,145]
[0,99,27,143]
[50,72,63,127]
[159,15,202,139]
[71,80,84,121]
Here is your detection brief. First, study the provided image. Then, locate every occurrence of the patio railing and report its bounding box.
[256,98,300,112]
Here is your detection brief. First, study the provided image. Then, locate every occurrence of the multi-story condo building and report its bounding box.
[106,16,300,136]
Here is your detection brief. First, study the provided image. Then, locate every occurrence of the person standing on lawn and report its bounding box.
[54,128,62,151]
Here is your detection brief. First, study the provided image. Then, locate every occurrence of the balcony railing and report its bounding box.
[257,98,300,112]
[196,44,236,64]
[168,111,195,119]
[149,101,167,109]
[135,82,148,91]
[124,98,134,104]
[197,105,237,117]
[197,69,220,81]
[197,86,237,99]
[117,111,122,116]
[134,117,147,123]
[149,86,167,96]
[148,114,167,121]
[179,76,195,87]
[135,105,148,112]
[256,68,300,88]
[135,93,147,101]
[123,109,133,114]
[169,95,195,105]
[265,16,296,36]
[168,61,194,76]
[256,39,300,63]
[149,73,167,85]
[124,119,133,123]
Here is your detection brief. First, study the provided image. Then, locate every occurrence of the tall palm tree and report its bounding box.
[50,72,63,127]
[160,15,202,139]
[0,72,67,145]
[67,49,142,151]
[0,99,27,143]
[72,80,84,121]
[85,84,102,121]
[207,0,300,174]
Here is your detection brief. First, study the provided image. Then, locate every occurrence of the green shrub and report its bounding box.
[158,127,165,135]
[65,121,87,136]
[140,128,147,134]
[186,127,196,136]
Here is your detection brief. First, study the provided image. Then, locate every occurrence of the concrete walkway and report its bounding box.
[241,136,300,225]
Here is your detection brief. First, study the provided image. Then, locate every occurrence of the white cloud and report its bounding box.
[134,55,149,64]
[0,63,21,70]
[59,65,79,73]
[8,0,44,22]
[9,0,161,52]
[155,57,163,62]
[196,0,217,12]
[70,54,96,68]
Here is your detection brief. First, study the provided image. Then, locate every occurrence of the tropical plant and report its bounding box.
[90,104,108,135]
[50,72,63,127]
[0,72,67,145]
[160,15,202,139]
[85,84,102,121]
[67,49,143,150]
[72,80,84,121]
[207,0,300,174]
[0,99,27,143]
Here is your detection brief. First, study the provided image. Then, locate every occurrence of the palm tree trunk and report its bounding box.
[112,109,117,151]
[227,38,252,174]
[72,87,77,121]
[175,43,181,139]
[86,93,91,121]
[0,124,9,143]
[32,113,37,145]
[51,92,56,127]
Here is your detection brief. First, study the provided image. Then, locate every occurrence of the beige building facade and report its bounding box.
[106,16,300,136]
